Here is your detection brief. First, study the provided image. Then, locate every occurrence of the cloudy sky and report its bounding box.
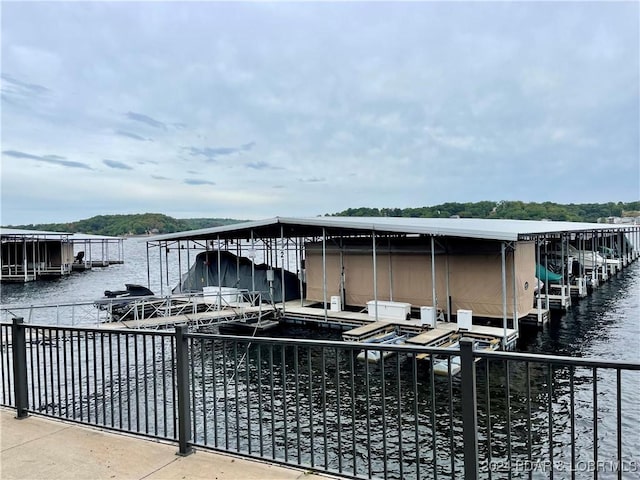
[1,1,638,225]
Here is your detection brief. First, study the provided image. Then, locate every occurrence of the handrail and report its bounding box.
[1,290,267,326]
[2,320,638,480]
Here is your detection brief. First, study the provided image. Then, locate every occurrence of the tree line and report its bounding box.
[329,201,640,223]
[7,213,244,236]
[5,201,639,236]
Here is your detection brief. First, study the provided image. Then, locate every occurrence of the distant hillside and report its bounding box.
[6,201,639,236]
[7,213,245,236]
[330,201,640,223]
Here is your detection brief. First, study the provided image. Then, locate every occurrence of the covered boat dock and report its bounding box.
[1,229,73,282]
[70,232,125,270]
[144,217,640,347]
[1,228,125,282]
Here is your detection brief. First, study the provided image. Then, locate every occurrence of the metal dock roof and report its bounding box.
[1,228,122,241]
[0,228,73,239]
[146,216,635,243]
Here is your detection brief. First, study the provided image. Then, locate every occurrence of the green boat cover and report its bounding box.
[535,263,563,283]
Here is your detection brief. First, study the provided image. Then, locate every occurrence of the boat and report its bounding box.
[598,246,622,270]
[356,331,407,363]
[598,246,617,258]
[103,283,154,298]
[95,284,158,321]
[544,244,605,271]
[565,245,604,269]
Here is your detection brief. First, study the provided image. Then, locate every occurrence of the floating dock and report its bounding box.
[98,298,277,331]
[1,229,124,283]
[87,296,518,351]
[341,321,397,342]
[281,300,517,350]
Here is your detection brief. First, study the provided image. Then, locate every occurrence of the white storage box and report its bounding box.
[330,295,342,312]
[457,309,473,331]
[367,300,412,320]
[419,306,437,328]
[203,286,241,305]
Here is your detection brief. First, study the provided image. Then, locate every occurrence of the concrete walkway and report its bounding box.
[0,408,338,480]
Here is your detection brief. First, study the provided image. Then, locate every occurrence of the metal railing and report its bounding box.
[0,290,267,328]
[1,300,110,326]
[1,319,639,479]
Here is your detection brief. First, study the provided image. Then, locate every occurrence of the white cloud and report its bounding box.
[1,1,638,225]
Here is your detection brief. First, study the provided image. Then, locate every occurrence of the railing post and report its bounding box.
[460,337,478,479]
[11,317,29,419]
[174,325,194,456]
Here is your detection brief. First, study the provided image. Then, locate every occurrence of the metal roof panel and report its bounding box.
[145,216,635,243]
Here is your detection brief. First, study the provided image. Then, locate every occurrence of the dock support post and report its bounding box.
[445,240,451,323]
[217,236,222,311]
[299,237,304,308]
[511,243,518,338]
[460,338,478,479]
[281,226,286,315]
[251,230,256,293]
[430,236,437,312]
[175,325,194,456]
[22,238,27,282]
[11,317,29,419]
[372,232,378,321]
[501,242,507,348]
[322,228,327,323]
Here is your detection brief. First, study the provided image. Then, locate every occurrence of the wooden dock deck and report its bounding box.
[0,273,37,283]
[281,302,427,334]
[404,322,459,346]
[280,301,518,349]
[341,321,397,342]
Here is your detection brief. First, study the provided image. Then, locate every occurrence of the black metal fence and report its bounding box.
[2,318,639,480]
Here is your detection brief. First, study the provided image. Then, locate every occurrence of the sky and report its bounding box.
[1,1,639,225]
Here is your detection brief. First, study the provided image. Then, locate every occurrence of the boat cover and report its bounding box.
[304,238,538,320]
[173,251,300,303]
[535,264,563,283]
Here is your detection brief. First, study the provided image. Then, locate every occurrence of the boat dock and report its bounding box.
[1,229,125,283]
[96,296,278,331]
[341,320,398,342]
[138,216,639,351]
[281,300,517,349]
[536,285,572,311]
[404,322,515,348]
[87,297,518,351]
[283,302,424,334]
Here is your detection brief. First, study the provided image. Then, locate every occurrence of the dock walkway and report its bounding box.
[0,408,340,480]
[282,302,427,334]
[94,301,275,331]
[282,301,518,348]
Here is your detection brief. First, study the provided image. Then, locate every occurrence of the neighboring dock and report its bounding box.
[1,229,124,283]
